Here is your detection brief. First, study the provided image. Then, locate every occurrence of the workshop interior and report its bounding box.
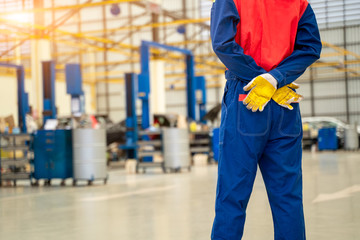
[0,0,359,239]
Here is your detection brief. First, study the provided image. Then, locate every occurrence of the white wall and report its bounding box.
[0,76,19,122]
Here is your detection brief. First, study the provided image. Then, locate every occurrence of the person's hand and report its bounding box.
[243,74,277,112]
[272,83,303,110]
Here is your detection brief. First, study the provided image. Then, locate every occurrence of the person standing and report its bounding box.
[210,0,322,239]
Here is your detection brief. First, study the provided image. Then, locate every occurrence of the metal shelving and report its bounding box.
[190,130,211,154]
[0,134,31,186]
[136,130,165,173]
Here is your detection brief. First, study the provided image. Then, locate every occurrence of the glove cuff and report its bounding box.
[260,73,278,89]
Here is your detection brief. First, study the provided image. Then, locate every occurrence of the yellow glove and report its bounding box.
[272,83,303,110]
[243,74,277,112]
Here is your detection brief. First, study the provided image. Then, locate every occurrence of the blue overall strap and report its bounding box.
[269,4,322,88]
[210,0,267,81]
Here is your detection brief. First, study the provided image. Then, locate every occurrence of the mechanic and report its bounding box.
[210,0,322,239]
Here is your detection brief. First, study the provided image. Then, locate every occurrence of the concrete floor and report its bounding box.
[0,151,360,240]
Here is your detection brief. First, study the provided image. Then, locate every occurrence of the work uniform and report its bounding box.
[210,0,322,239]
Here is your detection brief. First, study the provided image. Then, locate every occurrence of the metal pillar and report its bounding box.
[182,0,188,49]
[186,54,197,120]
[152,13,160,43]
[309,67,315,116]
[342,0,350,123]
[195,76,207,123]
[42,61,57,124]
[102,3,110,115]
[138,43,151,130]
[16,66,29,133]
[123,73,139,160]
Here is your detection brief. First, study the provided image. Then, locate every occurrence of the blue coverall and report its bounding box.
[210,0,322,239]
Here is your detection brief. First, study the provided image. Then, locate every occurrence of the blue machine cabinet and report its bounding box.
[318,128,338,151]
[33,130,73,186]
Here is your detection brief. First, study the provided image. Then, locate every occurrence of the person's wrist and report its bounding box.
[259,73,278,89]
[268,69,284,88]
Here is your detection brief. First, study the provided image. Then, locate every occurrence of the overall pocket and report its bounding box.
[237,98,271,136]
[278,103,302,137]
[222,80,237,110]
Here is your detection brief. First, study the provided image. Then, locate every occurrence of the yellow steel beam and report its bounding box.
[0,17,135,56]
[2,22,358,74]
[0,24,134,62]
[167,76,223,86]
[334,67,360,76]
[83,70,131,78]
[26,58,222,78]
[57,35,133,56]
[54,38,132,55]
[81,68,224,79]
[196,53,218,58]
[82,59,138,68]
[84,18,211,34]
[95,78,124,84]
[52,50,95,57]
[0,68,16,75]
[167,39,211,46]
[322,41,360,60]
[312,61,341,68]
[310,63,360,77]
[334,66,360,71]
[165,73,186,79]
[166,83,223,91]
[0,67,31,75]
[164,68,225,79]
[0,17,225,71]
[320,52,346,58]
[312,59,360,68]
[0,0,139,15]
[0,55,31,61]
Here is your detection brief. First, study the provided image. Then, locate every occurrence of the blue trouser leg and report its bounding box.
[259,103,305,240]
[212,79,270,240]
[212,78,305,240]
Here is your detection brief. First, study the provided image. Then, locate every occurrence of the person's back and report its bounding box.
[234,0,308,71]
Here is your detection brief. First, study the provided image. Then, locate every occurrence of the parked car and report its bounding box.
[302,117,360,149]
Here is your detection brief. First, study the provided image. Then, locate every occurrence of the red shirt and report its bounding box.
[233,0,308,71]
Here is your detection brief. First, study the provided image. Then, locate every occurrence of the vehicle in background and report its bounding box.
[57,114,114,129]
[302,117,360,149]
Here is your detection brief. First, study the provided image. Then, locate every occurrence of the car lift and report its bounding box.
[41,61,57,124]
[121,41,207,173]
[0,63,30,133]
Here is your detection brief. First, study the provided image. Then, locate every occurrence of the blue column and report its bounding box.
[125,73,139,159]
[42,61,57,124]
[17,66,29,133]
[196,76,207,123]
[186,54,197,120]
[139,43,151,129]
